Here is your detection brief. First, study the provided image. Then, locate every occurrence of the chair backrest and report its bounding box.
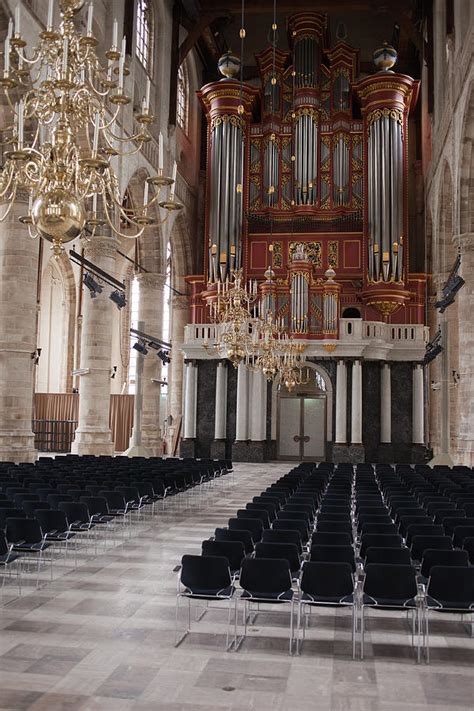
[254,542,300,572]
[35,509,68,535]
[23,501,50,518]
[311,531,352,547]
[427,566,474,606]
[316,521,353,537]
[47,493,73,508]
[239,557,292,595]
[261,528,303,554]
[99,491,127,510]
[453,525,474,548]
[309,544,356,572]
[276,510,310,526]
[180,554,231,592]
[364,546,412,566]
[420,549,469,578]
[247,502,276,521]
[410,534,452,561]
[272,518,309,540]
[237,508,270,528]
[398,515,432,536]
[283,504,314,520]
[442,516,474,536]
[317,513,351,523]
[462,537,474,564]
[359,534,403,559]
[363,563,417,601]
[5,517,42,544]
[300,561,354,600]
[214,527,254,554]
[0,508,26,530]
[406,524,444,545]
[360,522,398,536]
[79,496,110,516]
[201,539,245,572]
[228,517,263,542]
[58,502,90,523]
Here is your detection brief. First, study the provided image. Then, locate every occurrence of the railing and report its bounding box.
[33,419,77,453]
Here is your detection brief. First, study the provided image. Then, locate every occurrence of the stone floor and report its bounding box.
[0,463,473,711]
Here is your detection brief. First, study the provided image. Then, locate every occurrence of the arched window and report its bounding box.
[136,0,153,75]
[177,63,188,133]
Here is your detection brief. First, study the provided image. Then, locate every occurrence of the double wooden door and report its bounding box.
[278,395,326,461]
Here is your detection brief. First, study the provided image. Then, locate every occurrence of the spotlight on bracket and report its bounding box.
[110,290,127,309]
[434,255,465,313]
[133,340,148,355]
[157,350,171,364]
[83,272,103,298]
[423,328,443,366]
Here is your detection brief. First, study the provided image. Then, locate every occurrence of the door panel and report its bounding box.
[278,398,300,458]
[303,397,326,459]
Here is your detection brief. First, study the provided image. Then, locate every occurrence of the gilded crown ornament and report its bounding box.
[0,0,181,257]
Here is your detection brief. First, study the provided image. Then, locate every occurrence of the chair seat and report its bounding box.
[0,552,21,564]
[12,541,51,552]
[425,595,474,611]
[362,594,418,608]
[241,588,293,602]
[183,585,234,600]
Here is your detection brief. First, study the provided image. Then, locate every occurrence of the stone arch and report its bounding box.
[459,83,474,234]
[271,361,334,443]
[170,211,193,292]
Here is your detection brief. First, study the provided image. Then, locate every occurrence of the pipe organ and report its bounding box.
[192,11,425,334]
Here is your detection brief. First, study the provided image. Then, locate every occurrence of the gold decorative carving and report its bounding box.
[369,300,402,322]
[211,114,245,130]
[328,241,339,268]
[323,343,337,353]
[272,241,283,268]
[367,108,403,127]
[289,241,322,268]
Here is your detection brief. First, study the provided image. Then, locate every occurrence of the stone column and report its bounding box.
[0,200,38,463]
[136,272,166,455]
[351,360,363,445]
[72,236,116,455]
[250,369,267,441]
[167,294,189,450]
[380,363,391,443]
[235,362,249,441]
[412,363,424,444]
[455,233,474,465]
[214,361,228,440]
[183,361,197,439]
[335,360,347,443]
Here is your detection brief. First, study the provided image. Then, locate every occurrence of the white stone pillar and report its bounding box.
[412,363,424,444]
[72,236,116,456]
[250,369,267,441]
[0,200,38,462]
[455,233,474,465]
[380,363,392,443]
[235,361,249,441]
[351,360,363,444]
[167,294,189,446]
[136,272,166,455]
[214,361,228,440]
[183,361,197,439]
[335,360,347,443]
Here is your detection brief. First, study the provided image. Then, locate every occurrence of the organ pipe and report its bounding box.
[367,112,403,282]
[294,113,318,205]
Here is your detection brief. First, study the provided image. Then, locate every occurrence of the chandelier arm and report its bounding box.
[99,106,121,132]
[14,46,41,66]
[0,187,17,222]
[102,198,145,240]
[0,166,16,200]
[27,224,40,240]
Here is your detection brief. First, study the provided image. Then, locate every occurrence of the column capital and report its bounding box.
[136,272,166,289]
[83,235,117,261]
[172,294,189,310]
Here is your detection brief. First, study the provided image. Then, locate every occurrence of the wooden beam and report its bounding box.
[179,13,220,65]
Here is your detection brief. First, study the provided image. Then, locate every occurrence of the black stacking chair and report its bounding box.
[237,558,295,654]
[298,561,356,657]
[424,566,474,662]
[312,531,352,547]
[215,527,254,554]
[175,555,235,649]
[237,508,270,529]
[247,501,277,522]
[443,516,474,537]
[463,537,474,564]
[316,521,353,540]
[23,501,50,518]
[255,542,301,578]
[228,517,263,543]
[47,493,73,509]
[272,518,309,542]
[364,546,412,566]
[453,525,474,548]
[202,539,245,576]
[399,515,433,537]
[410,534,452,562]
[0,530,22,595]
[361,563,422,661]
[5,518,52,584]
[283,504,315,523]
[35,509,77,565]
[309,544,356,573]
[359,533,403,560]
[261,528,303,555]
[360,522,398,536]
[419,549,469,583]
[406,524,444,547]
[0,508,26,531]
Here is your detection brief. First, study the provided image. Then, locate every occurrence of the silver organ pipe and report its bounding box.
[208,119,244,280]
[367,112,404,283]
[295,114,318,206]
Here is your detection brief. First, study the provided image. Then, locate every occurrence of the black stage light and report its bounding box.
[83,272,103,298]
[110,289,127,309]
[133,341,148,355]
[158,350,171,364]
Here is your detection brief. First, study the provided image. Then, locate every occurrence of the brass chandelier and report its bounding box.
[0,0,181,257]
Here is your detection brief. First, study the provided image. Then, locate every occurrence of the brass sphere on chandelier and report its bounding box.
[31,189,86,243]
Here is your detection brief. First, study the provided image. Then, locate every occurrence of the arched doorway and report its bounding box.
[275,364,331,461]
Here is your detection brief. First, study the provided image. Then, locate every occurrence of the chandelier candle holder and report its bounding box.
[0,0,182,257]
